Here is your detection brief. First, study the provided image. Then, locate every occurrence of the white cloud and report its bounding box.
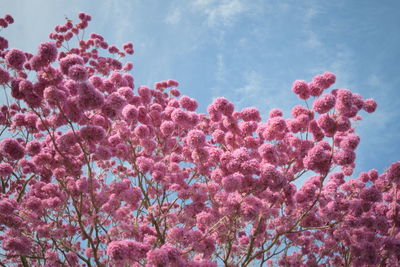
[302,6,323,49]
[192,0,247,27]
[232,70,292,115]
[165,8,182,25]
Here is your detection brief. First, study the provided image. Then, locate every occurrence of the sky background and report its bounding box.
[1,0,399,178]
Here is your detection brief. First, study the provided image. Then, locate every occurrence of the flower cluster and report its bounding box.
[0,12,398,267]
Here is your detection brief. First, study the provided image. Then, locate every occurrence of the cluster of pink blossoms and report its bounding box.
[0,13,399,267]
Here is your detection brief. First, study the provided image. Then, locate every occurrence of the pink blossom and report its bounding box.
[107,240,150,263]
[0,138,25,160]
[359,186,382,202]
[222,172,243,192]
[336,116,351,132]
[312,72,336,90]
[68,64,88,81]
[160,121,175,136]
[0,198,16,215]
[258,143,277,163]
[0,163,13,177]
[37,42,58,63]
[136,156,154,173]
[291,80,309,99]
[0,66,10,85]
[122,104,138,124]
[77,82,104,110]
[304,143,332,174]
[269,108,283,118]
[59,54,84,75]
[134,124,150,138]
[313,93,335,114]
[316,113,336,136]
[180,96,198,111]
[333,149,356,166]
[363,98,377,113]
[4,14,14,24]
[212,97,234,116]
[167,79,179,87]
[308,82,324,97]
[0,36,8,50]
[2,234,31,255]
[80,125,106,142]
[187,129,206,148]
[241,107,261,121]
[5,49,26,70]
[335,89,353,115]
[147,245,184,267]
[387,161,400,184]
[339,134,360,150]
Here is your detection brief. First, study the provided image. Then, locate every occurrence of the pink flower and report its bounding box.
[312,72,336,90]
[339,134,360,150]
[316,113,336,137]
[37,42,58,63]
[186,130,206,148]
[335,89,353,115]
[59,54,84,75]
[0,198,16,215]
[0,138,25,160]
[258,143,277,164]
[0,163,13,177]
[80,125,106,142]
[0,36,8,51]
[363,98,377,113]
[171,109,190,126]
[68,64,88,81]
[147,245,183,267]
[107,240,150,263]
[333,149,356,166]
[291,105,312,119]
[89,75,103,88]
[291,80,309,99]
[2,234,31,255]
[180,96,198,111]
[359,186,382,202]
[323,72,336,87]
[122,104,138,124]
[241,107,261,121]
[4,14,14,24]
[5,49,26,70]
[336,116,351,132]
[160,121,175,136]
[313,93,335,114]
[77,82,104,110]
[212,97,234,116]
[269,108,283,118]
[43,85,66,104]
[136,156,154,173]
[222,173,243,192]
[134,124,150,138]
[308,82,324,97]
[0,66,10,85]
[167,79,179,87]
[57,130,79,148]
[387,161,400,184]
[303,143,332,174]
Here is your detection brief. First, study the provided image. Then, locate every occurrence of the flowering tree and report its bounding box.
[0,12,399,267]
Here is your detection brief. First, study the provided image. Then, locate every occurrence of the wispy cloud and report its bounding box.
[165,8,182,25]
[192,0,247,27]
[231,70,295,118]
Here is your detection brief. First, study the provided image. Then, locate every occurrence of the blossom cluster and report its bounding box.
[0,13,398,267]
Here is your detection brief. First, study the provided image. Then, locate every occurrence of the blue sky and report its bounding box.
[2,0,399,176]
